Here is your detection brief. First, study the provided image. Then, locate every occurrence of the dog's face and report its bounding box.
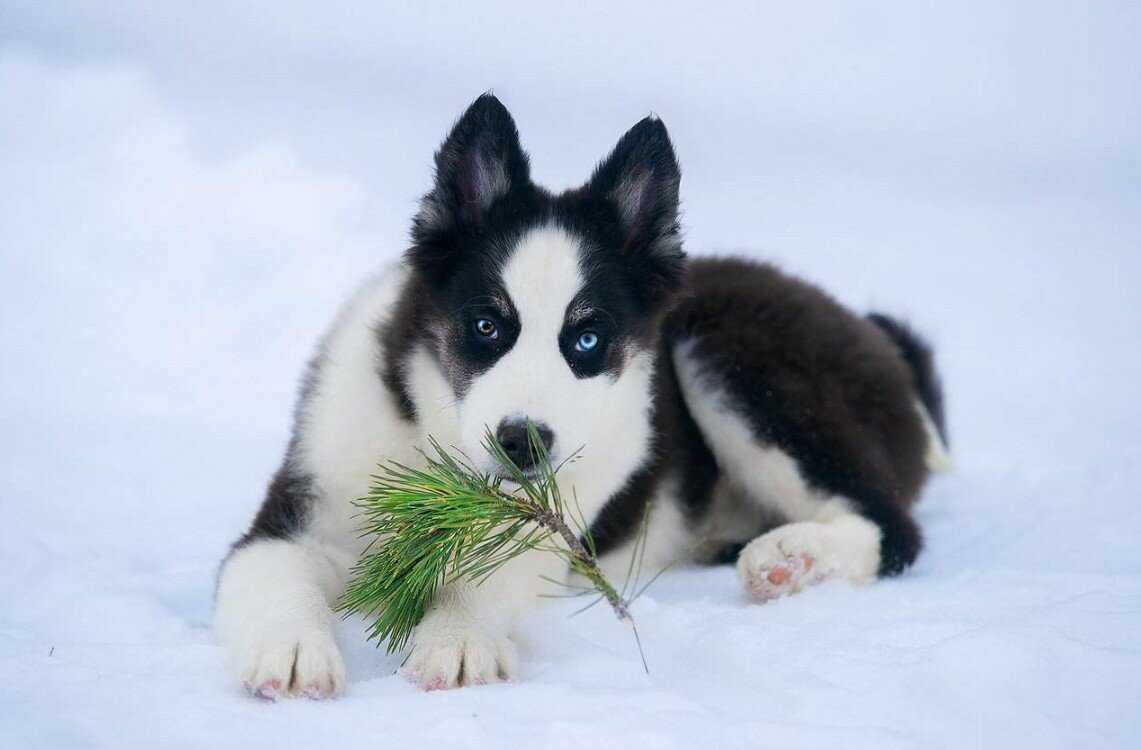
[407,95,685,475]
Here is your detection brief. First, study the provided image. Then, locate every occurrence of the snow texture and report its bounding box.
[2,3,1139,748]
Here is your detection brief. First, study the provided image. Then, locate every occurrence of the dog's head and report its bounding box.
[407,94,684,478]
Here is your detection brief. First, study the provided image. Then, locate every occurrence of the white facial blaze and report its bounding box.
[459,225,582,460]
[457,225,655,519]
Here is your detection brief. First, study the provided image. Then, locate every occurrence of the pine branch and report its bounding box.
[337,424,640,663]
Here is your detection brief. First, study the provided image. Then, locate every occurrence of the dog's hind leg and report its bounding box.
[667,261,939,600]
[673,361,896,599]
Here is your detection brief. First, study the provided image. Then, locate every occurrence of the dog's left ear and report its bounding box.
[587,116,685,307]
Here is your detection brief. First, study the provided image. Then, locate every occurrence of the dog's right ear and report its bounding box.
[410,94,530,278]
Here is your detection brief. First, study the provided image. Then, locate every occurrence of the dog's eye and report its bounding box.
[474,318,499,339]
[575,331,599,352]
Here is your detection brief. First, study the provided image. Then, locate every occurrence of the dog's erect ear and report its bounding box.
[587,116,685,306]
[413,94,530,246]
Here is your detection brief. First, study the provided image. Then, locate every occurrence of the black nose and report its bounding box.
[494,419,554,472]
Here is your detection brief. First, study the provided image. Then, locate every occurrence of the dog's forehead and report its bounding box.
[499,225,584,329]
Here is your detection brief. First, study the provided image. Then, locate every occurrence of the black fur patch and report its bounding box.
[665,258,935,575]
[229,346,328,551]
[587,465,660,557]
[377,276,425,422]
[232,453,316,550]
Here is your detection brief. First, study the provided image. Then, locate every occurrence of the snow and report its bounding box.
[2,3,1139,748]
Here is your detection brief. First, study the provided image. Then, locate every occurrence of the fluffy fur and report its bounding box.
[214,94,948,698]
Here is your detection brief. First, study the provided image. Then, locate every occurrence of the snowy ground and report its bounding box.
[2,3,1139,748]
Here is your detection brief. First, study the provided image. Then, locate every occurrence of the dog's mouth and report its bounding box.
[488,455,560,485]
[493,467,543,484]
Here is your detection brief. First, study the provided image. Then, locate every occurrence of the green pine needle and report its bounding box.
[337,425,641,664]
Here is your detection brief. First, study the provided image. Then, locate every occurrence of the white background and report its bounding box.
[1,3,1139,748]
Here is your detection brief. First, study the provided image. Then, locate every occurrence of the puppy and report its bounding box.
[215,94,948,698]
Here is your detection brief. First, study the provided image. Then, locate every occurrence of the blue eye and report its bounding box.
[575,331,599,352]
[474,319,499,339]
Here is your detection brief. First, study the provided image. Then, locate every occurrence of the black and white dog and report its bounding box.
[215,95,949,698]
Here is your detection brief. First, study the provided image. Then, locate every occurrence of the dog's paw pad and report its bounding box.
[249,679,283,701]
[750,553,818,601]
[738,528,829,603]
[765,564,791,586]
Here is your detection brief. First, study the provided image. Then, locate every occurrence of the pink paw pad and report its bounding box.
[423,677,449,692]
[749,553,817,602]
[252,679,282,700]
[766,566,790,585]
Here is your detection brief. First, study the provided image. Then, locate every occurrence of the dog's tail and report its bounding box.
[867,312,951,471]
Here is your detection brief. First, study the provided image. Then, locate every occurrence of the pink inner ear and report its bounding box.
[458,149,509,226]
[615,168,652,250]
[458,152,485,225]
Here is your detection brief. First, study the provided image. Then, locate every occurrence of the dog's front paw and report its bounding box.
[402,626,518,690]
[235,627,346,700]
